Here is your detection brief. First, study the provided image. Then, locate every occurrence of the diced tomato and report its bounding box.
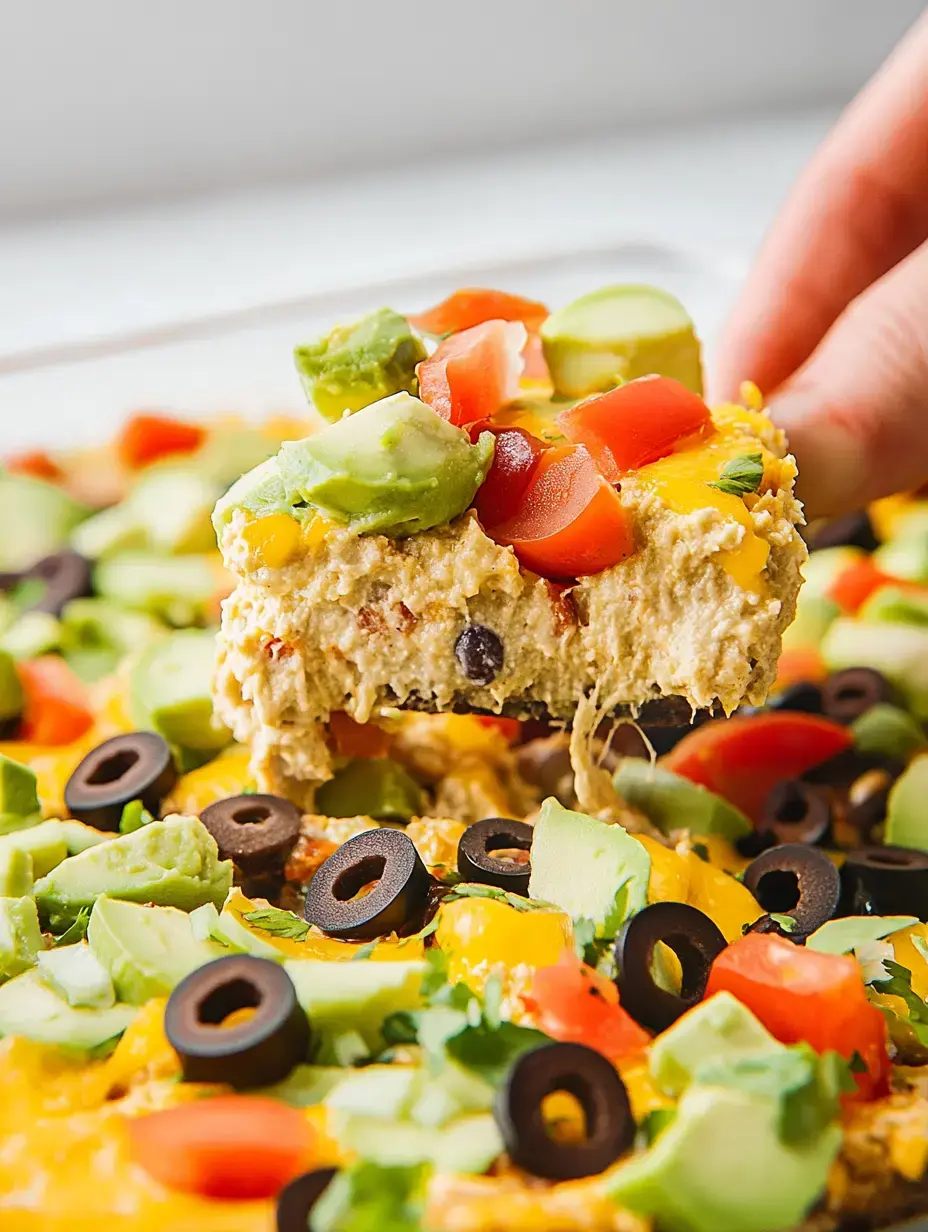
[773,646,828,690]
[417,321,526,427]
[117,413,206,470]
[17,656,94,746]
[127,1096,315,1199]
[475,715,522,742]
[491,443,635,579]
[328,710,392,759]
[5,450,65,483]
[520,332,550,384]
[662,712,853,823]
[471,424,548,529]
[706,934,891,1100]
[409,288,549,336]
[827,555,926,615]
[556,377,712,482]
[523,951,651,1063]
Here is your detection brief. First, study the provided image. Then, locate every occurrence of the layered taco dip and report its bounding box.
[0,285,926,1232]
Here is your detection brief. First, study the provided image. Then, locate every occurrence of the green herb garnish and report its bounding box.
[350,940,378,962]
[242,906,309,941]
[119,799,154,834]
[52,906,90,947]
[769,913,797,933]
[708,453,764,498]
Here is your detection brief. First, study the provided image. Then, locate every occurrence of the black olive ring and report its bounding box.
[304,827,434,940]
[840,845,928,922]
[64,731,177,831]
[200,793,303,871]
[495,1041,635,1180]
[821,667,895,725]
[614,901,727,1032]
[276,1168,339,1232]
[0,550,93,617]
[742,842,840,937]
[164,954,310,1088]
[457,817,533,895]
[760,779,832,846]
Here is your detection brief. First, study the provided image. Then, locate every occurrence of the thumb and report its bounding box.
[762,238,928,519]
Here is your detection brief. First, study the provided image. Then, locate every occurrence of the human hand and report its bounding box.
[715,13,928,518]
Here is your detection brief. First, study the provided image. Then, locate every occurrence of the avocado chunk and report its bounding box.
[94,551,218,626]
[852,703,926,761]
[527,797,650,938]
[607,1084,840,1232]
[331,1112,502,1175]
[0,895,44,981]
[805,915,917,955]
[60,598,165,683]
[0,848,33,897]
[88,896,227,1004]
[0,611,61,660]
[316,757,425,821]
[71,502,148,560]
[822,618,928,721]
[874,537,928,583]
[129,629,231,752]
[650,992,780,1097]
[57,820,111,854]
[0,754,39,822]
[127,466,220,555]
[885,756,928,852]
[284,958,425,1064]
[34,815,233,928]
[859,585,928,627]
[214,395,495,539]
[294,308,427,423]
[36,941,115,1008]
[195,426,291,489]
[0,651,23,725]
[0,474,90,572]
[540,285,703,399]
[613,760,751,841]
[0,821,70,878]
[0,967,136,1052]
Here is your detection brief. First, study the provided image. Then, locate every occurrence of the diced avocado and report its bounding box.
[0,848,33,897]
[892,506,928,543]
[822,618,928,720]
[284,958,425,1064]
[859,586,928,627]
[319,1059,493,1130]
[0,474,90,573]
[885,756,928,852]
[650,992,779,1097]
[852,703,926,761]
[527,797,650,938]
[316,757,425,821]
[0,611,61,660]
[607,1084,840,1232]
[0,650,23,723]
[88,896,227,1004]
[94,551,218,626]
[540,285,703,399]
[613,760,751,841]
[0,895,44,981]
[36,941,115,1008]
[60,600,165,687]
[195,427,290,490]
[127,466,220,555]
[874,538,928,583]
[34,815,233,928]
[332,1112,502,1175]
[294,308,428,423]
[806,915,917,955]
[71,503,147,560]
[0,822,70,878]
[57,820,111,854]
[0,754,39,820]
[323,1064,419,1120]
[262,1064,349,1107]
[0,968,135,1052]
[129,629,231,752]
[212,456,289,533]
[801,546,864,597]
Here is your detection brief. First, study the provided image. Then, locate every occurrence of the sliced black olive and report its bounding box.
[304,827,433,940]
[22,551,93,617]
[457,817,533,895]
[840,845,928,921]
[200,793,302,872]
[495,1041,635,1180]
[805,510,879,554]
[64,731,177,830]
[760,779,832,846]
[455,624,504,685]
[276,1168,338,1232]
[845,768,895,837]
[802,746,901,791]
[821,667,895,725]
[765,680,824,715]
[614,902,727,1032]
[745,914,803,941]
[743,843,840,937]
[165,954,310,1087]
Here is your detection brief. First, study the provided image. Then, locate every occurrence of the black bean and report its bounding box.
[742,843,840,937]
[454,624,504,685]
[457,817,533,895]
[495,1042,635,1180]
[761,779,832,846]
[276,1169,338,1232]
[821,668,896,725]
[304,827,433,941]
[200,794,302,872]
[165,955,310,1088]
[614,902,727,1032]
[839,845,928,921]
[64,731,177,830]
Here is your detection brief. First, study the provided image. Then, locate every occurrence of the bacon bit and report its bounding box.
[264,638,294,661]
[544,581,579,636]
[357,606,387,636]
[285,835,339,885]
[5,450,65,483]
[392,602,418,634]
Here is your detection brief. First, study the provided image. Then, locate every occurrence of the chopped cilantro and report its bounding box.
[350,940,378,962]
[708,453,764,498]
[849,1050,868,1074]
[242,906,309,941]
[871,959,928,1049]
[573,915,615,976]
[769,913,797,933]
[443,883,555,914]
[312,1160,429,1232]
[52,906,90,947]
